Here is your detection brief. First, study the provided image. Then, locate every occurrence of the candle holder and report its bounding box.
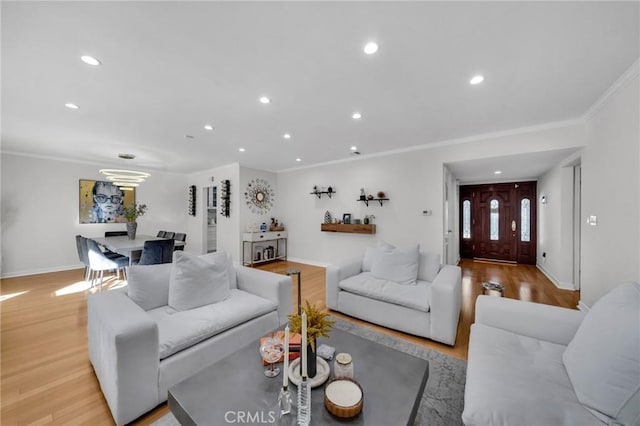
[278,385,292,417]
[297,377,311,425]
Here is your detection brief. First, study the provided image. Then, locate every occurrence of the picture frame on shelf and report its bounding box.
[342,213,351,224]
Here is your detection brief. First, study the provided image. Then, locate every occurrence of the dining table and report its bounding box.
[92,234,184,265]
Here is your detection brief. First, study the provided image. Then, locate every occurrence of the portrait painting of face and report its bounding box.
[79,180,135,223]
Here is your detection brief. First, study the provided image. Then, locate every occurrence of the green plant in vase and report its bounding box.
[122,202,147,240]
[288,301,334,378]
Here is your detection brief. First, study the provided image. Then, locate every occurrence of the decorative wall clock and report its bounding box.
[244,178,275,214]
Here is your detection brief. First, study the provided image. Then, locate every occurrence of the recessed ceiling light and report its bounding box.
[352,112,362,120]
[80,55,101,66]
[363,42,379,55]
[204,125,214,131]
[259,96,271,104]
[470,75,484,85]
[283,133,291,140]
[350,146,358,151]
[239,148,246,152]
[494,170,502,175]
[295,158,302,162]
[65,103,79,109]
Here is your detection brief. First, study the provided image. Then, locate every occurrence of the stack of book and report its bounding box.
[260,331,301,365]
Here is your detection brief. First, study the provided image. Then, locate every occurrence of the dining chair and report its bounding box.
[86,238,130,289]
[157,230,167,238]
[105,231,128,237]
[173,233,186,251]
[75,235,91,281]
[136,239,174,265]
[164,231,175,239]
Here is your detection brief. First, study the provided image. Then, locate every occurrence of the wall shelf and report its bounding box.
[357,198,389,206]
[320,223,376,234]
[310,191,336,199]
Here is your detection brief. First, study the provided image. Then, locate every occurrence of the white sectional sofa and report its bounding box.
[87,251,292,425]
[463,282,640,426]
[326,243,462,345]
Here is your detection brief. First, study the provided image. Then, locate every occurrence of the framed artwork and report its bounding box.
[343,213,351,224]
[79,180,135,224]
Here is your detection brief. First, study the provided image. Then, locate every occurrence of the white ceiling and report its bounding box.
[2,2,638,179]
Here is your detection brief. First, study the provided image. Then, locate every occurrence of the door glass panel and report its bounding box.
[521,198,531,242]
[462,200,471,239]
[490,199,499,240]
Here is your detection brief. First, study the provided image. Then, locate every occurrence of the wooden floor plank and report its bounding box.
[0,259,579,425]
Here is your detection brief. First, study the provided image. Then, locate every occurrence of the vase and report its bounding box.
[299,339,317,378]
[324,211,332,224]
[126,222,137,240]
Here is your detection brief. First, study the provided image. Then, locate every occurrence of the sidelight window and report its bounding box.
[521,198,531,242]
[463,200,471,239]
[490,199,499,240]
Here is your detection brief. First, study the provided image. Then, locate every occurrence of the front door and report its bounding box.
[459,182,536,264]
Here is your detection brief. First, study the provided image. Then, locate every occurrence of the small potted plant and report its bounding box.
[288,301,335,378]
[122,202,148,240]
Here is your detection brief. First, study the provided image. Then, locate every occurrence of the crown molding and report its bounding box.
[583,58,640,121]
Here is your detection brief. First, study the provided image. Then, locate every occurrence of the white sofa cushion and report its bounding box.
[339,272,431,312]
[200,251,237,289]
[463,323,601,426]
[370,244,420,285]
[127,263,172,310]
[147,289,277,359]
[418,252,440,282]
[361,241,394,272]
[563,282,640,425]
[168,251,230,311]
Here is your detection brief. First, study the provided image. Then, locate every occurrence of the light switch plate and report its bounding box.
[587,215,597,226]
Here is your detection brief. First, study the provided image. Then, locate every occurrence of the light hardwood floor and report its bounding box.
[1,259,579,425]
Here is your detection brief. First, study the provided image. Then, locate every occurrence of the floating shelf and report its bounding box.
[357,198,389,206]
[321,223,376,234]
[311,191,336,199]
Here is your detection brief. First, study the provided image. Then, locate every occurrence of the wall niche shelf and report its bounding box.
[320,223,376,234]
[310,191,336,199]
[358,198,389,206]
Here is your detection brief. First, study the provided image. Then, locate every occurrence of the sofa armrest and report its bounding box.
[236,266,292,325]
[475,296,585,345]
[429,265,462,345]
[326,259,362,310]
[87,291,159,425]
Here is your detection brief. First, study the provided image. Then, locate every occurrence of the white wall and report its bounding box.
[277,123,585,266]
[537,156,580,289]
[186,163,241,260]
[239,166,278,232]
[0,153,187,277]
[580,70,640,306]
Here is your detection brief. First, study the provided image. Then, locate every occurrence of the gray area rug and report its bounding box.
[153,317,466,426]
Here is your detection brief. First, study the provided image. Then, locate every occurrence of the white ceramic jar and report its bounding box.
[333,352,354,379]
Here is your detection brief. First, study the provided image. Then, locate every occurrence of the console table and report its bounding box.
[242,231,287,266]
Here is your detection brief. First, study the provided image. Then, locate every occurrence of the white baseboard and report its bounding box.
[536,264,575,290]
[286,257,330,268]
[1,263,84,279]
[577,300,590,312]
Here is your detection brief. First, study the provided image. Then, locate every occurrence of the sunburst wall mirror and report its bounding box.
[244,178,275,214]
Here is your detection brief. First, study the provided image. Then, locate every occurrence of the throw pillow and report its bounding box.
[418,252,441,282]
[370,244,420,285]
[127,263,173,310]
[562,282,640,425]
[168,251,230,311]
[200,251,237,289]
[362,241,395,272]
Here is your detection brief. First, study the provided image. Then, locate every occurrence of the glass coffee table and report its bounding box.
[168,327,429,425]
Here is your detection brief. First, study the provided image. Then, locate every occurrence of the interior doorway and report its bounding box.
[459,181,537,264]
[205,186,217,253]
[572,164,581,290]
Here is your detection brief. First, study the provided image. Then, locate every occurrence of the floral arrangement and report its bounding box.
[287,301,335,351]
[123,202,148,223]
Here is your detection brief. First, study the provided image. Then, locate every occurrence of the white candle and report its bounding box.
[301,312,307,378]
[283,326,290,387]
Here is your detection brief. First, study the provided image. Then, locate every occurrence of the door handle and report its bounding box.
[511,220,516,232]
